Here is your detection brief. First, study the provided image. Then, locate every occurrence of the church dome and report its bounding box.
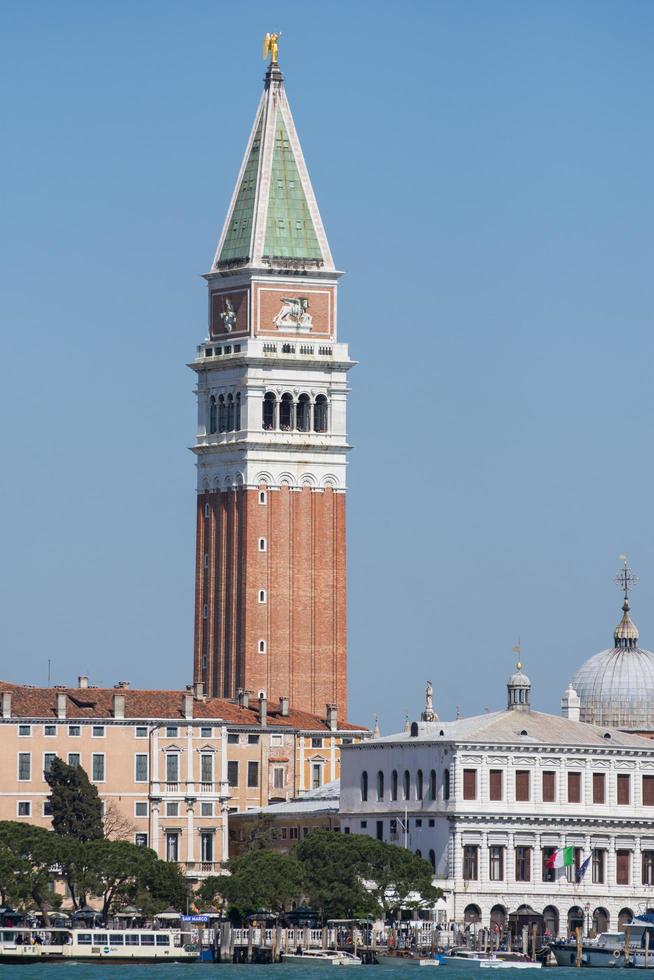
[570,564,654,731]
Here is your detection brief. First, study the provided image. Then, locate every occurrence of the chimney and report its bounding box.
[56,693,67,719]
[78,675,89,689]
[279,696,289,717]
[258,694,267,727]
[112,693,125,720]
[193,680,204,700]
[1,692,11,719]
[183,693,193,720]
[115,680,130,689]
[237,690,249,709]
[326,703,337,732]
[561,684,581,722]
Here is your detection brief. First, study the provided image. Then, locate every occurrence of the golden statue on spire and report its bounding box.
[263,32,282,64]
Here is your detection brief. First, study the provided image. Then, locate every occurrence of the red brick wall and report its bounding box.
[194,487,347,718]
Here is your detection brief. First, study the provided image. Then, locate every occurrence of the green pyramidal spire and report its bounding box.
[212,62,334,272]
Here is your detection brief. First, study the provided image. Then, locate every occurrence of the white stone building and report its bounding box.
[340,666,654,937]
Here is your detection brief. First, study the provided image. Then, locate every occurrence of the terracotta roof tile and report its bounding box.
[0,681,367,733]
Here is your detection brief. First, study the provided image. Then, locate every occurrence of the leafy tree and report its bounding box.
[196,875,225,912]
[127,853,189,919]
[295,831,441,921]
[243,814,279,851]
[212,850,304,916]
[45,758,103,842]
[294,831,377,921]
[0,822,61,922]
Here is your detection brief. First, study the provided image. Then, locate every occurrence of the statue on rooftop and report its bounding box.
[263,32,282,64]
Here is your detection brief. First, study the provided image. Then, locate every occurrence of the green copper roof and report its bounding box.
[218,117,263,262]
[263,115,322,260]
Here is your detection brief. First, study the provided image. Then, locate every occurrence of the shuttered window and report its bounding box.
[567,771,581,803]
[542,771,556,802]
[616,849,630,885]
[515,846,531,882]
[643,775,654,806]
[593,772,606,804]
[617,774,630,805]
[515,770,530,802]
[463,769,477,800]
[489,770,503,801]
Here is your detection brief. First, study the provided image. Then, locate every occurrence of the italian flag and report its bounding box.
[546,847,574,870]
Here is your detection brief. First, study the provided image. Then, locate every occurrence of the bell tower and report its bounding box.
[190,48,354,718]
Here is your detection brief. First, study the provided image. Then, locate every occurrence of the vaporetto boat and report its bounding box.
[0,927,199,963]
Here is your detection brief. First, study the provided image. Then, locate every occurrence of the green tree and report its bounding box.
[295,830,441,921]
[128,853,189,919]
[0,822,61,922]
[45,758,103,842]
[212,850,304,916]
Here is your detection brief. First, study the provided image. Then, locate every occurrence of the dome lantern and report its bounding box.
[507,643,531,712]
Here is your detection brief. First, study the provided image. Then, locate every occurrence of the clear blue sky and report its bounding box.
[1,1,653,732]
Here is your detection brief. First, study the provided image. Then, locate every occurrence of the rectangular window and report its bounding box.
[542,847,556,882]
[542,771,556,802]
[43,752,56,776]
[44,725,56,736]
[228,733,239,744]
[593,772,606,804]
[141,934,154,945]
[156,935,170,947]
[43,801,53,817]
[489,846,504,881]
[165,754,179,783]
[135,726,148,738]
[227,761,239,787]
[618,773,630,805]
[248,734,260,745]
[616,848,631,885]
[200,754,213,784]
[376,820,384,841]
[68,725,81,737]
[643,850,654,885]
[515,846,531,882]
[247,761,259,788]
[567,771,582,803]
[17,801,31,817]
[592,848,605,884]
[515,770,530,802]
[463,769,477,800]
[489,769,503,801]
[18,724,31,737]
[68,753,80,768]
[135,754,148,782]
[643,776,654,806]
[312,763,322,790]
[463,845,479,880]
[92,726,105,738]
[165,726,178,738]
[135,802,148,817]
[165,833,179,862]
[271,734,283,747]
[135,833,148,847]
[18,752,31,781]
[166,802,179,817]
[311,737,323,749]
[201,802,213,817]
[289,827,299,840]
[273,767,284,790]
[200,726,212,738]
[92,754,105,782]
[201,832,214,862]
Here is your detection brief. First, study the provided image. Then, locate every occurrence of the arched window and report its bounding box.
[391,770,398,801]
[444,768,450,800]
[314,394,328,433]
[542,906,559,938]
[430,769,437,800]
[235,392,241,431]
[464,904,481,925]
[262,393,275,431]
[618,908,634,933]
[415,849,422,858]
[209,395,217,434]
[491,905,507,931]
[593,908,609,935]
[429,849,436,872]
[403,769,411,800]
[227,394,234,431]
[280,393,293,431]
[361,770,368,802]
[218,395,226,432]
[417,769,424,801]
[376,770,384,801]
[296,393,311,432]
